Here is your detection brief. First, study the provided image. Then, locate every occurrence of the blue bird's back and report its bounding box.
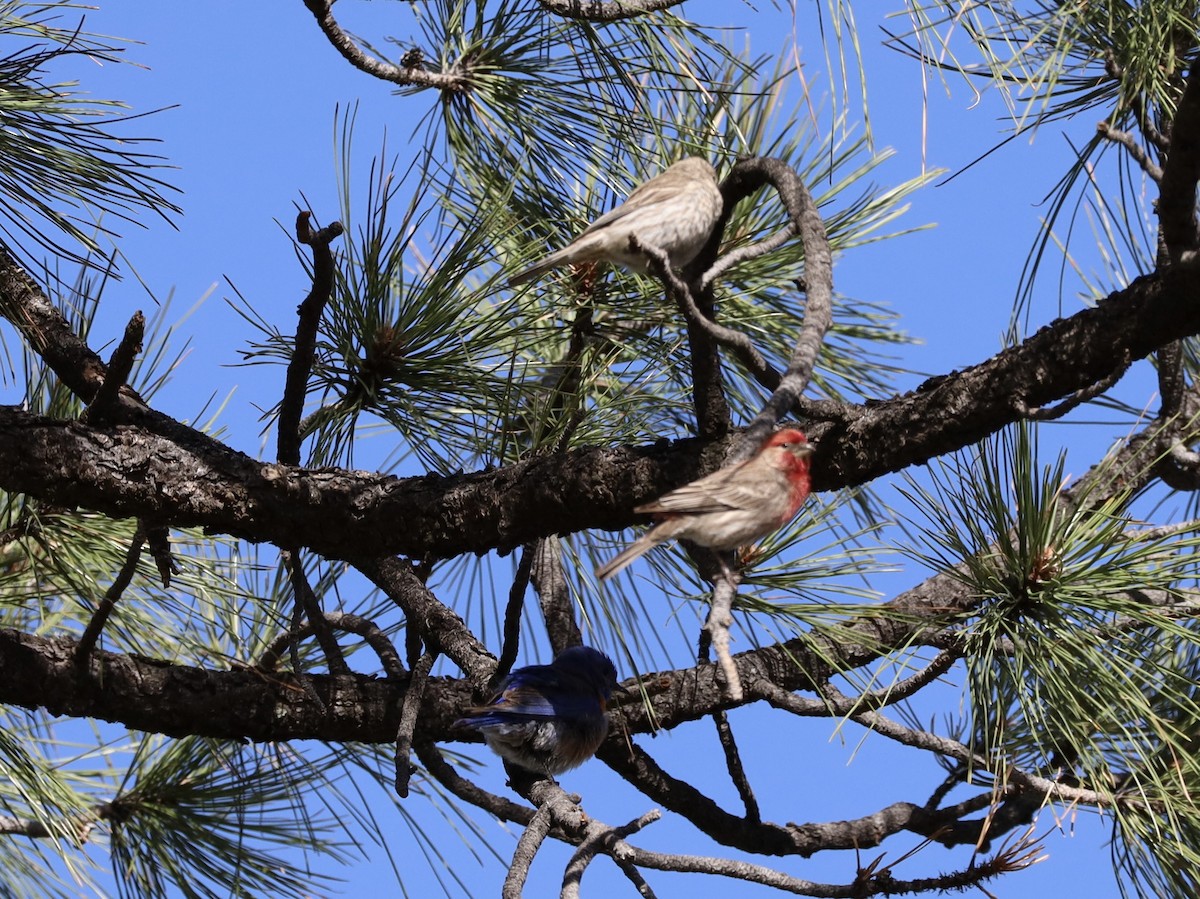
[455,646,620,776]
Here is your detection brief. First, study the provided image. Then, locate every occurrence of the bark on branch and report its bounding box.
[2,260,1199,563]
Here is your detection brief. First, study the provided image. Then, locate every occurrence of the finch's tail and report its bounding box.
[595,532,661,581]
[508,245,580,287]
[509,235,608,287]
[507,258,556,287]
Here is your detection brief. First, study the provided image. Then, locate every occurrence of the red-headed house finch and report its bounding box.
[595,429,814,581]
[507,157,723,287]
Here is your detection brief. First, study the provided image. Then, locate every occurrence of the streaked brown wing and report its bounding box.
[636,461,764,515]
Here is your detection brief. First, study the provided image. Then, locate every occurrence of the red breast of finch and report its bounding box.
[595,429,815,581]
[507,156,723,287]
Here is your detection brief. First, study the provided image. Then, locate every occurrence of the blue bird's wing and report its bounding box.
[461,675,598,726]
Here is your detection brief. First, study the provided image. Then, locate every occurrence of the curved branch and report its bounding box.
[301,0,466,91]
[642,239,781,392]
[1097,121,1163,182]
[258,611,405,676]
[713,158,834,455]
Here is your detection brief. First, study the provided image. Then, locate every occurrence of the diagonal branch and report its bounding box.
[1097,121,1163,182]
[356,555,494,684]
[74,528,146,662]
[82,311,143,425]
[1158,63,1200,261]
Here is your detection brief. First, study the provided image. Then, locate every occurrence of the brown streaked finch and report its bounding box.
[507,157,723,287]
[595,429,815,581]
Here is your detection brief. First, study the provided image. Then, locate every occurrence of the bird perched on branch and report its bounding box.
[507,156,723,286]
[595,429,815,581]
[454,645,622,776]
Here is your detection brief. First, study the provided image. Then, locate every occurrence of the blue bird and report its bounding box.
[454,646,622,776]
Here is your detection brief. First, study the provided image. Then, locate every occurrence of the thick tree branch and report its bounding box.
[4,259,1200,564]
[0,626,469,742]
[1158,63,1200,260]
[0,245,135,406]
[534,0,684,21]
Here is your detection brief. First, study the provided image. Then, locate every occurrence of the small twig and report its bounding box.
[514,779,661,899]
[496,544,535,686]
[258,611,405,675]
[700,224,798,292]
[75,528,146,662]
[605,829,1032,897]
[395,650,436,798]
[1124,518,1200,542]
[751,677,830,716]
[823,683,1148,812]
[712,711,759,822]
[503,802,555,899]
[698,620,759,819]
[703,568,743,700]
[278,211,343,465]
[638,238,782,392]
[140,520,176,587]
[283,548,350,675]
[1013,353,1130,420]
[1104,50,1171,153]
[1097,121,1164,182]
[274,214,347,685]
[82,311,143,424]
[0,805,111,842]
[752,649,960,720]
[561,809,661,899]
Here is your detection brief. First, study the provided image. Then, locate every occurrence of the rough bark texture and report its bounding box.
[2,260,1199,567]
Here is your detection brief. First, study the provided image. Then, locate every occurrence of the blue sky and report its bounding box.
[6,1,1153,896]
